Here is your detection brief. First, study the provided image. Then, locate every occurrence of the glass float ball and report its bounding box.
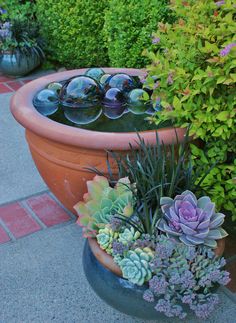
[33,89,58,116]
[103,88,126,107]
[61,76,102,107]
[85,68,105,82]
[106,73,136,93]
[47,82,62,94]
[100,73,111,86]
[103,88,126,119]
[127,89,151,115]
[63,105,102,125]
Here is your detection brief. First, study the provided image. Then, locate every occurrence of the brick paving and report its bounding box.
[0,75,33,93]
[0,193,74,243]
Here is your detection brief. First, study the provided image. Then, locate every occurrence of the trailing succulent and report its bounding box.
[158,190,228,248]
[143,235,230,319]
[74,176,134,237]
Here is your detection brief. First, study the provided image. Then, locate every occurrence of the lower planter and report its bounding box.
[83,238,225,320]
[83,239,165,319]
[0,51,41,77]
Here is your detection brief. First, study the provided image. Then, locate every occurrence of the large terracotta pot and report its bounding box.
[10,68,186,214]
[83,238,225,319]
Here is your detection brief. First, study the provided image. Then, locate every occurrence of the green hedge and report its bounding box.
[103,0,173,68]
[1,0,35,19]
[35,0,109,68]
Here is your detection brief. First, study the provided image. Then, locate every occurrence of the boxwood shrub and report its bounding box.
[35,0,109,68]
[103,0,173,68]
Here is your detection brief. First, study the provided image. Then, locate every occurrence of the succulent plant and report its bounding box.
[119,247,154,285]
[96,226,118,255]
[158,191,228,248]
[74,175,134,237]
[143,234,230,319]
[118,227,141,245]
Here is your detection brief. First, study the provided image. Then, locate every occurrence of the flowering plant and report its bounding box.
[75,136,230,320]
[0,10,44,60]
[143,0,236,224]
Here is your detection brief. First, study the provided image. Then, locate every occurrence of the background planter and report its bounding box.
[10,68,186,214]
[83,238,225,320]
[0,51,41,77]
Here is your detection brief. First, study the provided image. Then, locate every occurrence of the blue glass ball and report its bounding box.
[85,68,105,82]
[100,73,111,86]
[47,82,62,94]
[61,76,102,107]
[103,88,126,119]
[105,73,136,93]
[127,89,151,115]
[33,89,58,116]
[103,88,125,107]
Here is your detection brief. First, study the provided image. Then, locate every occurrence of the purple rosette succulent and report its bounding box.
[158,191,228,248]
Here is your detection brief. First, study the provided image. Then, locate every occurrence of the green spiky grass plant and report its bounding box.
[89,129,215,235]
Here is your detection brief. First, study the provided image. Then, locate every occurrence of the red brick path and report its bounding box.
[0,193,73,244]
[0,76,33,94]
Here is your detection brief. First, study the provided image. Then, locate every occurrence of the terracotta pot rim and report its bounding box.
[88,236,226,278]
[10,68,186,150]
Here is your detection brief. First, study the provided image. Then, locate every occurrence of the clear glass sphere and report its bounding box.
[102,88,126,119]
[33,89,58,116]
[85,68,105,82]
[105,73,136,93]
[127,89,151,115]
[47,82,63,94]
[100,73,111,87]
[60,76,103,107]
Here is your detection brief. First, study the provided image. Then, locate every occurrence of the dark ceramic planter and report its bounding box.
[0,51,41,77]
[83,238,225,320]
[83,239,162,320]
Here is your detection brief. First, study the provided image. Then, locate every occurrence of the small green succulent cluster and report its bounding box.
[97,225,141,255]
[74,176,134,237]
[119,247,154,285]
[96,227,118,255]
[118,227,141,245]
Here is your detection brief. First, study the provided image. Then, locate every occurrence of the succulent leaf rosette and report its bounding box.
[158,191,228,248]
[119,247,154,286]
[74,175,134,237]
[97,226,118,255]
[118,227,141,245]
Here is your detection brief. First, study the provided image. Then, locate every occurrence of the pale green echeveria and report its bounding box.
[74,175,134,237]
[97,226,118,255]
[158,190,228,249]
[119,247,154,286]
[119,227,141,245]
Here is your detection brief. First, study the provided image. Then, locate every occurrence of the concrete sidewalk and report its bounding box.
[0,78,235,323]
[0,92,47,205]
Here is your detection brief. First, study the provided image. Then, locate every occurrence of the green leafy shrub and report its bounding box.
[103,0,173,68]
[145,0,236,220]
[35,0,108,68]
[1,0,35,20]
